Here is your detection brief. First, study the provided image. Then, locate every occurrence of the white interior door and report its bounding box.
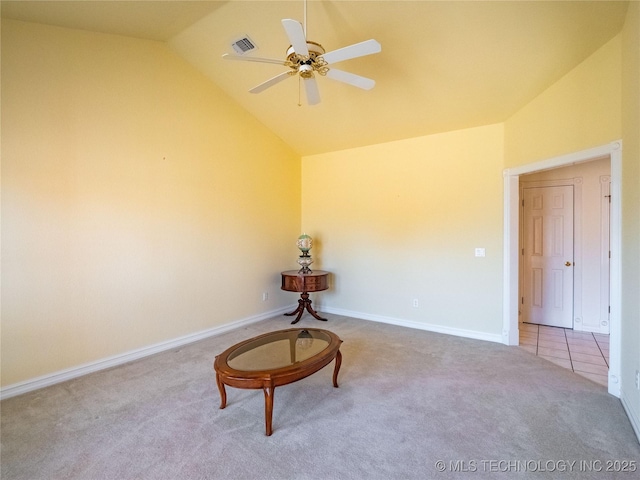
[522,185,574,328]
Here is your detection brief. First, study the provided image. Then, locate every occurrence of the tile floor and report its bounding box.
[519,322,609,388]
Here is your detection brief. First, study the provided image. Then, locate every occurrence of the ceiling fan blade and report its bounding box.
[325,69,376,90]
[303,76,321,105]
[320,39,381,65]
[249,71,293,94]
[281,19,309,56]
[222,53,286,66]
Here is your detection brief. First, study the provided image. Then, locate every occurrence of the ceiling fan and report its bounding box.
[222,2,381,105]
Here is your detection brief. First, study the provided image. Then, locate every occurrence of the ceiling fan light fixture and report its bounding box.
[286,41,329,78]
[298,64,314,78]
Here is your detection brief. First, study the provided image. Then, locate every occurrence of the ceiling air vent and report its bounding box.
[231,35,257,55]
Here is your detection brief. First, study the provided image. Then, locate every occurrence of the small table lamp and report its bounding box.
[296,233,313,273]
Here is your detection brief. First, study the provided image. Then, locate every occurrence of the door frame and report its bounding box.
[599,176,611,333]
[503,141,622,397]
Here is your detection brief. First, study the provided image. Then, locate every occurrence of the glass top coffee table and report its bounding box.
[213,328,343,436]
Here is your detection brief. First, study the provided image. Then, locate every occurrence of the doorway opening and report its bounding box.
[503,141,622,397]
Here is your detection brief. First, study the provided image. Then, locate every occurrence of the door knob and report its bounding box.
[565,261,572,266]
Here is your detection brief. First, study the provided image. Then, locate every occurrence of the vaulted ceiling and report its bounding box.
[1,1,630,155]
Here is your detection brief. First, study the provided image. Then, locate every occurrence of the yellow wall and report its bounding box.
[302,124,505,337]
[505,14,639,433]
[505,35,622,166]
[300,32,626,342]
[620,0,640,438]
[1,20,301,386]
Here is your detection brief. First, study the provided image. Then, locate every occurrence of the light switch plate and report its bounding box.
[475,248,486,257]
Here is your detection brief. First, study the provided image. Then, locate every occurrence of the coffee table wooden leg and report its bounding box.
[216,373,227,409]
[332,350,342,388]
[263,385,275,436]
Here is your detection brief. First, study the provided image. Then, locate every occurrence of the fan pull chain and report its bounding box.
[298,77,302,107]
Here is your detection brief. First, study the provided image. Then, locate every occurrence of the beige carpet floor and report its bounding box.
[2,314,639,479]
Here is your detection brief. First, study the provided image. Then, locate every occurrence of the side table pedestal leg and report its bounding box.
[284,298,305,324]
[284,292,327,324]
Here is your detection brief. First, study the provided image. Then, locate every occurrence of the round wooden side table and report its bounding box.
[281,270,329,324]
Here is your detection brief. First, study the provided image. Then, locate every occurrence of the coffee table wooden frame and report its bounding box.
[213,328,343,436]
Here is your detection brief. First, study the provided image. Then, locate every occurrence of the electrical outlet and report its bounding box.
[262,292,269,301]
[412,299,419,308]
[635,370,640,390]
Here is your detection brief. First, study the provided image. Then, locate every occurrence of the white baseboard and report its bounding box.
[0,305,519,400]
[0,306,291,401]
[320,306,504,344]
[620,391,640,444]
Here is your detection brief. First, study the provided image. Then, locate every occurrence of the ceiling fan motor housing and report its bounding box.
[286,41,325,59]
[286,41,328,77]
